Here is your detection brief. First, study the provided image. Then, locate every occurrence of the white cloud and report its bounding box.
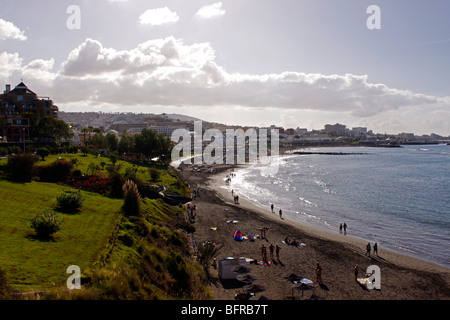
[3,37,449,134]
[0,19,27,41]
[0,52,23,78]
[196,2,226,19]
[139,7,179,26]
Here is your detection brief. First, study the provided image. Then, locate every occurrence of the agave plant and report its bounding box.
[122,179,141,216]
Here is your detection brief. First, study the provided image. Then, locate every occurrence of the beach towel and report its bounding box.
[282,241,306,247]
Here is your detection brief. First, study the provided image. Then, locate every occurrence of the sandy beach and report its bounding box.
[178,163,450,300]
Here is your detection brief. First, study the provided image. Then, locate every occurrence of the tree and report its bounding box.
[37,117,71,143]
[91,132,107,150]
[81,147,89,156]
[36,147,50,161]
[106,133,118,152]
[81,128,88,145]
[118,134,135,155]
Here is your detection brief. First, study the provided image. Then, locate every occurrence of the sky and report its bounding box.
[0,0,449,135]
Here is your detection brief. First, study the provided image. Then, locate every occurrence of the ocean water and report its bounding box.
[228,144,450,267]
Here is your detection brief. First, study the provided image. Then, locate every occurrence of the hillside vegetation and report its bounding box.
[0,151,209,300]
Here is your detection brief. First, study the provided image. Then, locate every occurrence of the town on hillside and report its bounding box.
[1,82,449,152]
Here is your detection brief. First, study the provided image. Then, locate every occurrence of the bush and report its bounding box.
[165,250,190,291]
[72,170,111,194]
[5,153,37,182]
[30,211,64,239]
[56,190,84,213]
[36,147,50,161]
[37,160,73,183]
[149,168,160,181]
[122,180,141,216]
[108,168,125,198]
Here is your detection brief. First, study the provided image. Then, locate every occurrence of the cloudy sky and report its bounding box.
[1,0,449,135]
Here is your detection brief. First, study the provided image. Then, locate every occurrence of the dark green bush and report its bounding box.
[5,153,37,182]
[36,147,50,161]
[56,190,84,213]
[37,160,73,183]
[149,168,160,181]
[30,211,64,239]
[165,250,190,291]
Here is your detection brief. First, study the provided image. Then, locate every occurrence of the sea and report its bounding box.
[228,144,450,268]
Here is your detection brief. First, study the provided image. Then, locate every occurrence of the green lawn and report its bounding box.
[0,178,122,291]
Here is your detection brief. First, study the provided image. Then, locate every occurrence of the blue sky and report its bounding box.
[1,0,449,135]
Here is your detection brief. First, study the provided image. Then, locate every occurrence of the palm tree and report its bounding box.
[81,128,88,145]
[197,242,221,281]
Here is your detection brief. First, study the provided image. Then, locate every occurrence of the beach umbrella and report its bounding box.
[236,274,258,284]
[291,282,314,298]
[282,272,303,282]
[233,230,243,241]
[243,283,266,293]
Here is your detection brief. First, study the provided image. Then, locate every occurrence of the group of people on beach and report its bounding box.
[366,242,378,257]
[261,243,281,261]
[270,203,283,219]
[339,223,348,235]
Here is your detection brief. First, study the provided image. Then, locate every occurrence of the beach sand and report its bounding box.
[178,164,450,300]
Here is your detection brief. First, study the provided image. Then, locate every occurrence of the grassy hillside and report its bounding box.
[0,152,209,299]
[0,178,122,291]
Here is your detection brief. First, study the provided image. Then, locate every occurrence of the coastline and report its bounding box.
[178,163,450,300]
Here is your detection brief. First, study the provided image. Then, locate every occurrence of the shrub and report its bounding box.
[36,147,50,161]
[72,169,82,179]
[149,168,160,181]
[165,250,190,291]
[108,168,124,198]
[30,211,64,239]
[72,170,111,194]
[122,179,141,216]
[37,160,73,183]
[56,190,84,213]
[5,153,37,182]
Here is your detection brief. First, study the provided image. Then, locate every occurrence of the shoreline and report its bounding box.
[178,163,450,300]
[210,166,449,272]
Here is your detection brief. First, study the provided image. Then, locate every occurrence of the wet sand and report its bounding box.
[178,164,450,300]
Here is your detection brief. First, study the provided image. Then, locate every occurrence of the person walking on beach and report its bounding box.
[271,203,274,213]
[373,242,378,256]
[343,222,347,235]
[339,223,343,234]
[279,209,283,219]
[315,263,323,283]
[366,242,371,257]
[261,244,267,261]
[275,244,280,260]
